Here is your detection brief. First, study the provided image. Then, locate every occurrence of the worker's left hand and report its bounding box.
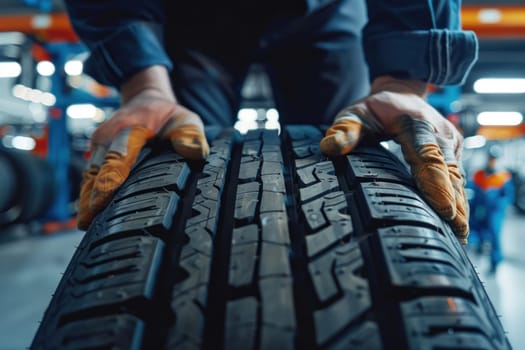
[77,91,209,230]
[320,76,468,244]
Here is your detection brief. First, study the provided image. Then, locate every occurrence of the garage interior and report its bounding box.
[1,0,525,349]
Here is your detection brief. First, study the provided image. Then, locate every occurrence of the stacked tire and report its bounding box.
[31,126,510,349]
[0,147,56,225]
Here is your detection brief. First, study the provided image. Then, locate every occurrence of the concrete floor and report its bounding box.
[0,210,524,350]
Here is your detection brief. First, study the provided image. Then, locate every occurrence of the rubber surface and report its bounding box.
[0,150,17,213]
[0,148,56,225]
[31,126,510,350]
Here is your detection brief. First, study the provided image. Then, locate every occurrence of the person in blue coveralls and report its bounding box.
[468,148,514,273]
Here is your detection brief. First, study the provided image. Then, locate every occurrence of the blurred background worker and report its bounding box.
[64,0,478,241]
[468,148,514,273]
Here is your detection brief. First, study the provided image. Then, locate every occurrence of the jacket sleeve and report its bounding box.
[363,0,478,85]
[64,0,172,87]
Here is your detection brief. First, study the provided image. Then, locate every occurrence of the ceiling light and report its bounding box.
[0,61,22,78]
[64,60,83,76]
[474,78,525,94]
[478,8,501,23]
[464,135,486,149]
[12,136,36,151]
[477,112,523,126]
[36,60,55,76]
[66,104,97,119]
[237,108,258,122]
[266,108,279,122]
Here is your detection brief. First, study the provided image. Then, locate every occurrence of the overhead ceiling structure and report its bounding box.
[458,1,525,139]
[0,0,65,14]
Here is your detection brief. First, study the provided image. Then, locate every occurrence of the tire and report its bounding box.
[0,150,17,213]
[0,150,56,225]
[31,126,510,350]
[2,150,56,223]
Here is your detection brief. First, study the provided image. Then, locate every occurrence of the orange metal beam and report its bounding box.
[462,5,525,38]
[478,124,525,140]
[0,7,522,41]
[0,13,77,42]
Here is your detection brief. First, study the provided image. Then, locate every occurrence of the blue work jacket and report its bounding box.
[64,0,478,89]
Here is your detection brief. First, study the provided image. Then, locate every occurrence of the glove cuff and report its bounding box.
[371,75,428,97]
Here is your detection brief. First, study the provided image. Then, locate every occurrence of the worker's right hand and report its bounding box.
[320,76,468,244]
[77,67,209,230]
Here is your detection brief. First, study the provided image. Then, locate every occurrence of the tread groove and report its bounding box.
[202,133,243,350]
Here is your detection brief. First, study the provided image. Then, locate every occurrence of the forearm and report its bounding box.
[363,0,478,85]
[64,0,172,88]
[371,75,428,97]
[120,66,176,104]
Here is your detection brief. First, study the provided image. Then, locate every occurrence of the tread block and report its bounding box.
[377,226,472,294]
[173,251,212,300]
[262,160,282,176]
[346,149,412,185]
[260,243,291,278]
[305,221,353,257]
[261,174,286,193]
[229,243,258,288]
[117,154,190,199]
[179,226,213,259]
[169,292,207,349]
[402,297,502,350]
[260,212,289,245]
[260,326,295,350]
[260,191,286,213]
[260,277,296,342]
[326,322,382,350]
[238,161,260,182]
[237,182,260,194]
[358,182,441,229]
[235,192,259,222]
[225,298,258,350]
[48,315,144,350]
[302,191,351,233]
[60,237,164,318]
[102,192,179,238]
[242,141,261,156]
[312,243,371,345]
[309,242,366,303]
[232,225,259,245]
[299,161,339,201]
[314,289,371,346]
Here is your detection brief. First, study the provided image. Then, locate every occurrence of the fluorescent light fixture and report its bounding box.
[12,84,27,98]
[478,8,501,23]
[0,61,22,78]
[266,108,279,122]
[67,104,97,119]
[265,120,280,131]
[12,84,56,106]
[36,60,55,76]
[41,93,56,106]
[234,120,258,134]
[238,108,258,122]
[64,60,83,76]
[477,111,523,126]
[12,136,36,151]
[464,135,486,149]
[474,78,525,94]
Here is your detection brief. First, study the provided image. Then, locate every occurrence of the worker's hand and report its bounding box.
[77,66,209,230]
[320,76,468,244]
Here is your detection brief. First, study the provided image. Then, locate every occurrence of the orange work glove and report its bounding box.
[77,66,209,230]
[320,76,468,244]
